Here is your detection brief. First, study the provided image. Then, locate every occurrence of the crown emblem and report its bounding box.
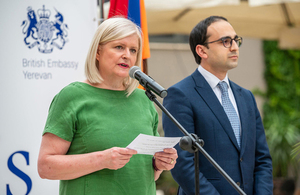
[37,5,51,20]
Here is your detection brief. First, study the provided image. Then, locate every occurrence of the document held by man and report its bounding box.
[127,134,181,155]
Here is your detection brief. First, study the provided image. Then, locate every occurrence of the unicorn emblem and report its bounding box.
[51,8,69,49]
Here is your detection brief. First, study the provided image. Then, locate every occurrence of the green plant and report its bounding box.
[292,142,300,161]
[264,112,300,176]
[260,41,300,177]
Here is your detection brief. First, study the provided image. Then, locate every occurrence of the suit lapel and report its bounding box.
[191,71,240,151]
[230,81,248,156]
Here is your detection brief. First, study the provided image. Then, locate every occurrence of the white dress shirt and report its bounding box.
[197,65,241,124]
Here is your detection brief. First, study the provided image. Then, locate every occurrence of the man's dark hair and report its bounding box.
[189,16,228,64]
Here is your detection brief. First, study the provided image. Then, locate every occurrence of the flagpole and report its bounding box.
[143,59,148,75]
[98,0,104,24]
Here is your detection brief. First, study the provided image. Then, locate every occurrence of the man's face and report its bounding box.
[204,20,240,77]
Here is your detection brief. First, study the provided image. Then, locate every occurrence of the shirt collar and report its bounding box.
[197,65,229,89]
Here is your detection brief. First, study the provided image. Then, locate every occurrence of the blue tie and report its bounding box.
[218,81,241,147]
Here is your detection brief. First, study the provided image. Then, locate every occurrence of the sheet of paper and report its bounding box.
[126,134,181,155]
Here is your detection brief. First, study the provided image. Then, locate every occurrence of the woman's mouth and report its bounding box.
[119,63,129,68]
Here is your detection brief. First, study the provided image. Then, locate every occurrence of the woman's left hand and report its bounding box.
[153,148,178,171]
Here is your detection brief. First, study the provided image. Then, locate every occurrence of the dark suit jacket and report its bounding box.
[163,70,273,195]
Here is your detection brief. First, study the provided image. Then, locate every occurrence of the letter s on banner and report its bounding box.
[6,151,32,195]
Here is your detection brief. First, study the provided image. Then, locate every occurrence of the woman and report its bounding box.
[38,17,178,195]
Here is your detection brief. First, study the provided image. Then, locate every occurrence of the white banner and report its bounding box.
[0,0,98,194]
[249,0,300,6]
[144,0,240,11]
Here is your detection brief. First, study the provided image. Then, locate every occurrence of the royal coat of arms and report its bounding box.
[21,5,69,53]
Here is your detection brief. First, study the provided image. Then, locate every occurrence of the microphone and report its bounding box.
[129,66,167,98]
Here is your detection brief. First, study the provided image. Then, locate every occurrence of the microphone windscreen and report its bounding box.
[129,66,140,78]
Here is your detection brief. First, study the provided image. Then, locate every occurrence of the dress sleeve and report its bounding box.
[43,87,77,142]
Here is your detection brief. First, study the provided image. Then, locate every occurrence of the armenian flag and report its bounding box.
[108,0,150,61]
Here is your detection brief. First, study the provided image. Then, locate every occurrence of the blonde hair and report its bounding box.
[85,17,143,96]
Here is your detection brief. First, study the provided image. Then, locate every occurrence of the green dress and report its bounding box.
[43,82,159,195]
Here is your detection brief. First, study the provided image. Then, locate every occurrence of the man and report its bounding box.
[162,16,273,195]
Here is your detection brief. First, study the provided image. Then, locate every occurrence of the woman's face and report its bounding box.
[96,34,139,83]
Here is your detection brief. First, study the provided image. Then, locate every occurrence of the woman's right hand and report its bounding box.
[102,147,137,170]
[38,133,137,180]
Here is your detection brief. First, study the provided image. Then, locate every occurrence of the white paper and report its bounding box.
[126,134,181,155]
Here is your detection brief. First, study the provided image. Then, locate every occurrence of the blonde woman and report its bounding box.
[38,17,177,195]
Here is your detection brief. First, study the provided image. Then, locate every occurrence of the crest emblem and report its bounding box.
[21,5,69,53]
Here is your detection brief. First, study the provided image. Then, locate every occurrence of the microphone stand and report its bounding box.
[145,89,246,195]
